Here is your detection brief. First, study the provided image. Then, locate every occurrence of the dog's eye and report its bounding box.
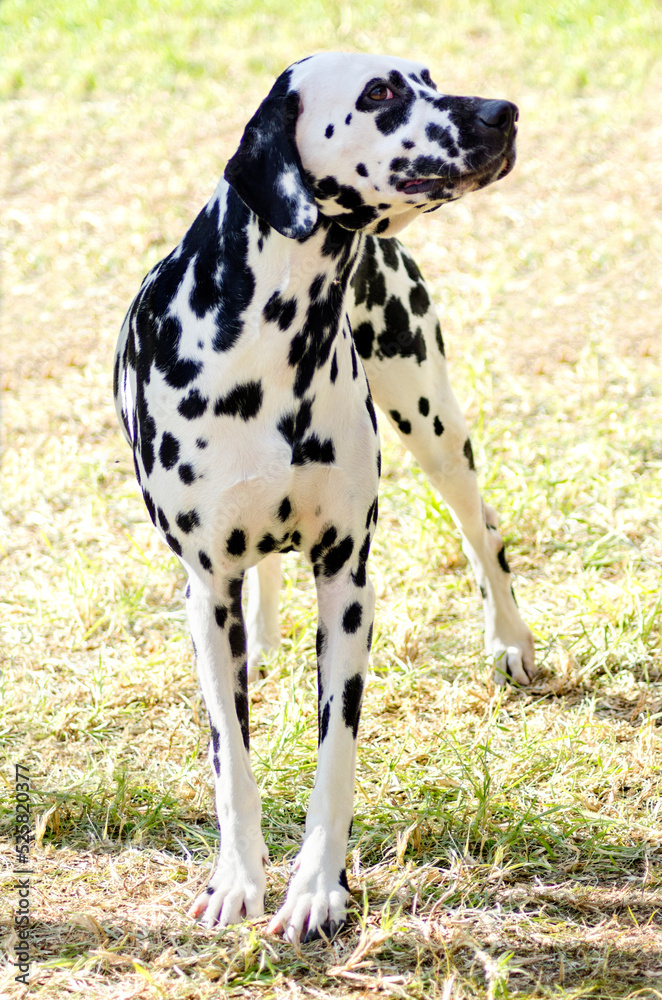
[368,84,394,101]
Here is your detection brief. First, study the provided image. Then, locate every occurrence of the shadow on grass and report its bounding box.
[3,880,662,998]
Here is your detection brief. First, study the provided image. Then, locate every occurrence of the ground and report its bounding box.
[1,2,662,997]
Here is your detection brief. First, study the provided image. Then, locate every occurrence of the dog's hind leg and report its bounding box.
[246,554,283,683]
[187,571,268,927]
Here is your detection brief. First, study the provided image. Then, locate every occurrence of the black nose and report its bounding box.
[477,100,518,133]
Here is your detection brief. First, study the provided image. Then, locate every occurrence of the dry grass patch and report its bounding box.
[2,2,662,997]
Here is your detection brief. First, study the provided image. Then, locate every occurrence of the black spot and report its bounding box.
[418,396,430,417]
[285,418,335,466]
[159,432,180,470]
[228,577,243,614]
[389,409,411,435]
[212,192,256,352]
[309,274,325,300]
[319,701,330,744]
[434,416,444,436]
[366,622,373,651]
[409,283,430,317]
[316,623,328,660]
[366,394,377,433]
[330,350,338,383]
[379,239,399,271]
[214,380,263,420]
[342,673,364,738]
[345,113,352,125]
[323,535,354,577]
[196,437,208,449]
[353,321,375,361]
[352,532,371,588]
[375,218,390,234]
[215,605,228,629]
[300,436,336,466]
[290,530,301,548]
[113,353,121,400]
[498,547,511,574]
[176,509,200,534]
[199,550,213,572]
[425,121,460,158]
[356,163,368,177]
[258,533,276,554]
[342,602,362,634]
[402,139,415,150]
[390,156,410,172]
[336,184,363,210]
[379,294,426,365]
[314,181,377,231]
[339,868,350,891]
[356,72,415,135]
[178,389,208,420]
[263,292,297,331]
[480,585,487,599]
[185,583,191,599]
[143,490,156,525]
[435,322,445,356]
[235,683,249,750]
[229,622,246,658]
[352,239,387,311]
[213,754,221,776]
[316,175,340,199]
[325,123,334,138]
[165,532,182,556]
[351,343,358,379]
[278,496,291,522]
[136,391,158,477]
[178,463,197,484]
[157,508,170,532]
[227,529,246,556]
[464,438,475,470]
[311,525,338,563]
[402,253,422,283]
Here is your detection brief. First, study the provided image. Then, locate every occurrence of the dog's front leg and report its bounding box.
[187,573,268,927]
[269,567,376,943]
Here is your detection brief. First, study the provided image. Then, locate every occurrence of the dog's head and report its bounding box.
[225,52,518,240]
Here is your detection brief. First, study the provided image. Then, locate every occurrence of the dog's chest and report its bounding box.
[139,298,375,571]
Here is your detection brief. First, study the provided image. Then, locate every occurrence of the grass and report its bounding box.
[1,0,662,996]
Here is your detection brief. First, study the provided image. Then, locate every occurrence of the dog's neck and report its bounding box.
[219,185,364,398]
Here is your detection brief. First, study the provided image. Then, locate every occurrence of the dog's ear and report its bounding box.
[225,70,318,239]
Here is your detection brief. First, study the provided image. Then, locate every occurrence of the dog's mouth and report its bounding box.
[396,177,441,195]
[394,141,517,199]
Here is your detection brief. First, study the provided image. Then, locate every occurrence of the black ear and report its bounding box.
[224,69,318,239]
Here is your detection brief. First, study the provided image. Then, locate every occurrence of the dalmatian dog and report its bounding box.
[114,52,535,943]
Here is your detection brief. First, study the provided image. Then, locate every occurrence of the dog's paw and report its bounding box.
[489,632,536,687]
[190,853,267,929]
[268,860,349,944]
